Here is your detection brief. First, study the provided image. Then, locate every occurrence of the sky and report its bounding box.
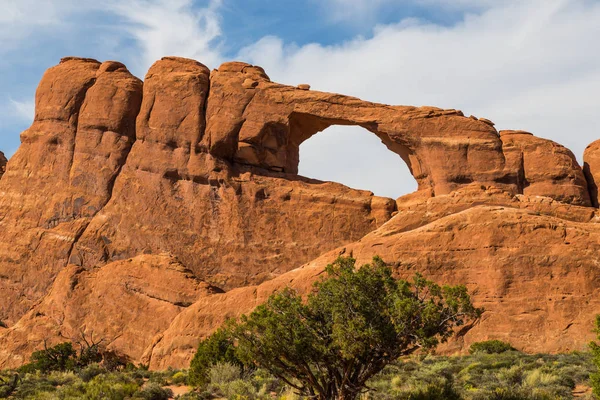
[1,0,599,199]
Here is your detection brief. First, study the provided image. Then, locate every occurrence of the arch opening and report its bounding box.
[297,125,418,199]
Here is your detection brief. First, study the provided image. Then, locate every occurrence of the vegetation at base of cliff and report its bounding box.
[191,256,482,400]
[468,340,516,355]
[589,315,600,397]
[0,351,595,399]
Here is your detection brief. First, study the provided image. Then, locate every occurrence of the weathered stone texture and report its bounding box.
[0,151,6,178]
[1,56,599,369]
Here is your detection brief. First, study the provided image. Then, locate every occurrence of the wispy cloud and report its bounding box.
[107,0,224,74]
[8,99,34,123]
[1,0,599,198]
[239,0,600,196]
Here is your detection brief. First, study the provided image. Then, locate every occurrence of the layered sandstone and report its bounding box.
[584,139,600,207]
[0,151,6,178]
[1,56,599,369]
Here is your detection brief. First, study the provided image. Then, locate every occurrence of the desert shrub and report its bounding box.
[469,340,516,355]
[189,327,244,388]
[176,392,212,400]
[131,366,153,380]
[78,362,106,382]
[209,362,241,385]
[171,370,188,385]
[228,256,482,400]
[25,342,77,373]
[134,382,174,400]
[18,336,125,375]
[590,315,600,397]
[0,372,20,398]
[362,350,593,400]
[250,368,281,396]
[101,349,129,371]
[399,380,461,400]
[217,378,257,399]
[83,377,138,400]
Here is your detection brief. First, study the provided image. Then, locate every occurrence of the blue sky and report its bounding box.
[2,0,600,198]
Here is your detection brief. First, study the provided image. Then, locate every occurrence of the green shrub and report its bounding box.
[0,372,19,398]
[78,363,106,382]
[228,256,482,400]
[591,315,600,398]
[134,382,173,400]
[188,327,244,388]
[469,340,516,355]
[401,380,461,400]
[209,362,241,385]
[171,370,188,385]
[176,392,211,400]
[217,378,257,399]
[25,342,77,373]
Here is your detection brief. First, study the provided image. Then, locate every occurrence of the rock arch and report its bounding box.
[205,61,509,197]
[296,124,418,198]
[204,61,590,205]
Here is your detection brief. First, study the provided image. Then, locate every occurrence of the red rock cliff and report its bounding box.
[0,56,599,369]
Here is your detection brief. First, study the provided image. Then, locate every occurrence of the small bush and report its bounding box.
[26,342,77,373]
[171,370,188,385]
[469,340,516,355]
[134,382,173,400]
[78,363,106,382]
[218,378,257,399]
[209,362,241,385]
[188,327,244,387]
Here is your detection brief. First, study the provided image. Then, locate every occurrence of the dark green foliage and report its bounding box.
[188,327,244,387]
[79,362,106,382]
[133,382,174,400]
[0,372,19,398]
[228,256,483,400]
[0,351,594,399]
[469,340,516,355]
[589,315,600,397]
[25,342,77,373]
[18,336,127,375]
[366,351,593,400]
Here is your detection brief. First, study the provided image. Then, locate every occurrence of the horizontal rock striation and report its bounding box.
[0,56,599,368]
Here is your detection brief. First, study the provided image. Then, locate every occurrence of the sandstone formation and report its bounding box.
[584,139,600,207]
[1,56,600,369]
[0,151,6,178]
[0,254,218,367]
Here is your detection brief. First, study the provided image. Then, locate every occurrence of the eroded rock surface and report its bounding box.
[0,254,217,368]
[584,139,600,207]
[1,56,599,369]
[0,58,142,324]
[0,151,6,178]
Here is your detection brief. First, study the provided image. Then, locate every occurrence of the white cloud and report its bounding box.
[106,0,224,75]
[238,0,600,197]
[9,99,34,123]
[3,0,600,199]
[0,0,224,73]
[317,0,397,22]
[317,0,518,23]
[0,1,68,51]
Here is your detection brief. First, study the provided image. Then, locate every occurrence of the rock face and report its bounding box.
[0,151,6,178]
[584,139,600,207]
[0,56,600,369]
